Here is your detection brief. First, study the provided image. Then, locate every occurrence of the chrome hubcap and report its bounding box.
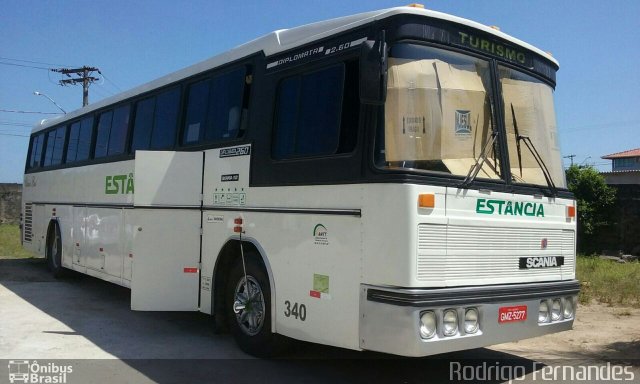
[233,275,265,336]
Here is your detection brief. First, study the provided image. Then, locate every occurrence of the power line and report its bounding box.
[0,133,29,137]
[98,70,122,92]
[0,109,61,115]
[0,121,32,127]
[0,61,51,70]
[0,56,76,68]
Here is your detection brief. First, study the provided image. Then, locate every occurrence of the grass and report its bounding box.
[0,224,36,259]
[577,256,640,308]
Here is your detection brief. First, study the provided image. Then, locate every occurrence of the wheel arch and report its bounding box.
[212,236,276,333]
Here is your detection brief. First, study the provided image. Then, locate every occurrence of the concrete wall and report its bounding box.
[0,183,22,225]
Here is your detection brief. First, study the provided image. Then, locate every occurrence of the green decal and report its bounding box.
[313,274,330,294]
[476,198,544,217]
[458,32,528,64]
[106,173,134,195]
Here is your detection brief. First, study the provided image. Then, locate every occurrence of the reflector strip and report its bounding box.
[184,267,198,273]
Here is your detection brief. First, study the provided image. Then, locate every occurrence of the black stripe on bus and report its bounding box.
[366,280,580,307]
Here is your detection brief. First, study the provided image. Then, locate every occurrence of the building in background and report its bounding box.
[601,148,640,185]
[600,148,640,255]
[0,183,22,225]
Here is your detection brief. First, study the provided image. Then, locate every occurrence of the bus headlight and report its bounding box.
[419,311,437,339]
[442,309,458,336]
[563,297,574,319]
[551,299,562,321]
[464,308,479,334]
[538,300,549,323]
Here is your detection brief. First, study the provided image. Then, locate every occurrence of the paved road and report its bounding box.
[0,258,636,383]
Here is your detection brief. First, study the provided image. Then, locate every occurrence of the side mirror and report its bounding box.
[360,33,388,105]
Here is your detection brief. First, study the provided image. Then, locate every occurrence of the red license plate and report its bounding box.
[498,305,528,323]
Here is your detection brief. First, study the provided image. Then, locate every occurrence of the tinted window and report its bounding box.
[95,105,130,158]
[131,97,155,151]
[183,79,210,144]
[66,116,93,163]
[95,111,112,158]
[151,87,180,149]
[132,87,181,152]
[272,64,345,159]
[204,68,245,141]
[66,121,81,162]
[182,67,247,145]
[77,116,94,161]
[29,134,45,169]
[43,126,66,166]
[108,105,130,155]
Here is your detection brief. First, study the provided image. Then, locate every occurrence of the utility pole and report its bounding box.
[563,154,576,166]
[51,66,99,107]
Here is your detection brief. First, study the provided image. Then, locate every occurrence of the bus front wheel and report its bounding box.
[226,254,282,357]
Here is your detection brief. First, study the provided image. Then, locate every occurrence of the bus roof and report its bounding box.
[32,6,557,133]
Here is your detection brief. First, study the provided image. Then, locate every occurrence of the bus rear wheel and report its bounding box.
[46,222,66,278]
[226,254,283,357]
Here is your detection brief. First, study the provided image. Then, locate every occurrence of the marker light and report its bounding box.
[419,311,437,339]
[567,206,576,219]
[442,309,458,336]
[563,297,574,319]
[551,299,562,321]
[464,308,479,334]
[418,193,435,208]
[538,300,549,323]
[407,3,425,8]
[489,25,501,31]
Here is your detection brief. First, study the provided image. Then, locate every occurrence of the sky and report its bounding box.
[1,0,638,183]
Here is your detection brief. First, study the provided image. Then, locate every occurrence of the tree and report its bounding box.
[565,165,616,253]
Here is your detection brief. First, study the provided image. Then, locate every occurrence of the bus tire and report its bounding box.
[46,222,66,278]
[226,254,282,357]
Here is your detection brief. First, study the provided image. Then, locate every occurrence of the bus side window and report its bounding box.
[204,67,246,142]
[131,87,180,153]
[77,116,94,161]
[131,97,155,151]
[28,134,45,169]
[181,65,249,146]
[183,79,211,145]
[150,87,180,150]
[273,63,356,159]
[95,105,131,158]
[43,126,66,167]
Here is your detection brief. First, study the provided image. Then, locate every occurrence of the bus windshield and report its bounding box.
[377,43,566,189]
[500,66,566,188]
[378,44,501,180]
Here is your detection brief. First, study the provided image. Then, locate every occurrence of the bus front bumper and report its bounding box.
[359,280,580,357]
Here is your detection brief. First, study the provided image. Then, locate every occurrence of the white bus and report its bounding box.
[22,5,579,357]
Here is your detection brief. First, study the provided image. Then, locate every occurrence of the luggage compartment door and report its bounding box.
[130,151,203,311]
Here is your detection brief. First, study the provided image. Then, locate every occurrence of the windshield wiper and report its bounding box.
[459,130,498,189]
[510,103,557,196]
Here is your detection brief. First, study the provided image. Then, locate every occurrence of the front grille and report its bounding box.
[417,224,575,284]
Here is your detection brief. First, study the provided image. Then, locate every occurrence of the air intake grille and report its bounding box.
[23,203,33,242]
[417,224,575,284]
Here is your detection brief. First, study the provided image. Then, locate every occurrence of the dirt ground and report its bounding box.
[492,302,640,362]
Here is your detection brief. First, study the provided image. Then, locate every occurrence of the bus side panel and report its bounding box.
[254,209,363,351]
[83,207,124,280]
[130,209,200,311]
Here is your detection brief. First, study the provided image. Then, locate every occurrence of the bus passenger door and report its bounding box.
[130,151,203,311]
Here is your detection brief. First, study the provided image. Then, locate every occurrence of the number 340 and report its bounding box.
[284,300,306,321]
